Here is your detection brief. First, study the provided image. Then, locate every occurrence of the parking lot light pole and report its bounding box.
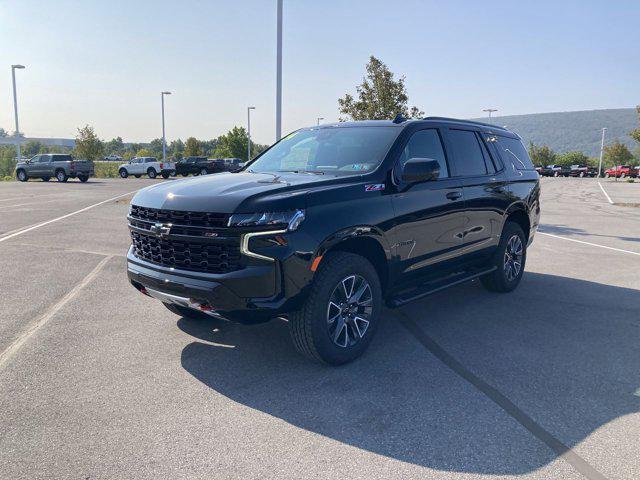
[161,91,171,163]
[483,108,497,123]
[597,127,607,179]
[275,0,283,141]
[11,64,25,161]
[247,106,255,162]
[317,117,324,126]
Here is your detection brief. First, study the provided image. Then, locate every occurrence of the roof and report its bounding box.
[315,117,515,135]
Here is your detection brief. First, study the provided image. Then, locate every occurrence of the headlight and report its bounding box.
[228,209,305,231]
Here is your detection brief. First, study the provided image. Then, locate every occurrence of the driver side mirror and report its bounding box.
[401,158,440,184]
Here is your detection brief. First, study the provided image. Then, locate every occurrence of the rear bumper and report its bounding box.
[126,247,294,323]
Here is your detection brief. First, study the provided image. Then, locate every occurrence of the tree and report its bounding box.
[528,142,556,166]
[184,137,203,157]
[104,136,125,155]
[603,140,633,167]
[556,151,589,167]
[74,125,104,160]
[149,138,164,158]
[214,127,250,159]
[135,148,154,158]
[629,105,640,145]
[169,139,185,160]
[338,56,423,121]
[23,141,45,157]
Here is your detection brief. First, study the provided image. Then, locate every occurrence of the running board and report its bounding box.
[386,266,496,308]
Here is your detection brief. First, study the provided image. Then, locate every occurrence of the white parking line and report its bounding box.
[597,182,614,204]
[0,189,138,244]
[538,232,640,256]
[0,255,112,368]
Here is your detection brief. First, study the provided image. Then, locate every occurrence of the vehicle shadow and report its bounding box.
[540,223,640,243]
[178,272,640,475]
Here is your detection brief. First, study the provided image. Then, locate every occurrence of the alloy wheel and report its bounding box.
[503,234,523,282]
[326,275,373,348]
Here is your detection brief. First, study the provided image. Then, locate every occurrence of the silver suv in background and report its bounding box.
[15,154,94,182]
[118,157,176,179]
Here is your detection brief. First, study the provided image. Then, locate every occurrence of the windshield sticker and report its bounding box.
[365,184,385,192]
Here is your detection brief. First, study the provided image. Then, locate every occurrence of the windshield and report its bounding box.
[247,126,399,176]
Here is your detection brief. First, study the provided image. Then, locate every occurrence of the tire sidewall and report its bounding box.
[494,223,527,292]
[307,254,382,364]
[56,170,67,182]
[17,170,27,181]
[147,168,157,179]
[119,168,128,178]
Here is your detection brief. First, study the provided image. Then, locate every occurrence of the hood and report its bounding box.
[130,171,333,213]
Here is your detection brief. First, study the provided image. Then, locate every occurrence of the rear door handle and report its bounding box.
[446,191,462,200]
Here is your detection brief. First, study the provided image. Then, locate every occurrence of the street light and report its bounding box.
[247,106,256,162]
[161,91,171,163]
[597,127,607,179]
[483,108,498,122]
[11,64,25,161]
[275,0,283,141]
[317,117,324,126]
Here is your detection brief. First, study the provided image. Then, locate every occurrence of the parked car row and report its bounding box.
[536,164,598,177]
[603,165,639,178]
[175,157,244,176]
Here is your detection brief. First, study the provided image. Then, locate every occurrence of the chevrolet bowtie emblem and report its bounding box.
[150,222,171,237]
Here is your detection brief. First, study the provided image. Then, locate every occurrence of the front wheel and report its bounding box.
[605,173,610,178]
[56,170,68,182]
[16,170,28,182]
[147,168,157,179]
[288,252,382,365]
[621,172,626,178]
[481,222,527,293]
[119,168,128,178]
[161,172,170,179]
[553,171,559,177]
[200,168,208,176]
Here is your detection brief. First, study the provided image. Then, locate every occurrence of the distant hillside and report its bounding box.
[473,108,638,157]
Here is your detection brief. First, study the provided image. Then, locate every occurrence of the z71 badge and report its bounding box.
[365,184,385,192]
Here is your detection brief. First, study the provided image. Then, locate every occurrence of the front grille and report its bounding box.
[130,205,229,228]
[130,231,242,274]
[128,205,241,274]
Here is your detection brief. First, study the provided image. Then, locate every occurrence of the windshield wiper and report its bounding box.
[277,170,325,175]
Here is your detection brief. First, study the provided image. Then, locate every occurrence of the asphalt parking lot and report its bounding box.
[1,177,639,480]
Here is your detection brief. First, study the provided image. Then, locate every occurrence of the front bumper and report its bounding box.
[127,246,305,323]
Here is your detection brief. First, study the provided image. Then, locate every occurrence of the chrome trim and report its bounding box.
[144,287,226,319]
[240,229,287,262]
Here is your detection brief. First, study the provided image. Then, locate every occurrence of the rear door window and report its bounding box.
[495,136,534,170]
[448,129,487,176]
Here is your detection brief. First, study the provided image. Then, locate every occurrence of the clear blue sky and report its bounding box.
[1,0,638,145]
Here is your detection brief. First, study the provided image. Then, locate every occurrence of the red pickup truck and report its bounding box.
[604,165,638,178]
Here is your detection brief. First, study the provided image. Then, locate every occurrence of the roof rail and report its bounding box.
[423,116,508,131]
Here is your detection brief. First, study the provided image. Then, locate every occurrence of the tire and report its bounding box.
[181,173,188,177]
[42,176,50,182]
[288,252,382,365]
[161,172,170,179]
[119,168,128,178]
[553,171,559,177]
[78,175,89,182]
[147,168,157,179]
[55,170,68,182]
[16,169,28,182]
[605,173,610,178]
[481,222,527,293]
[579,172,584,178]
[200,168,208,176]
[163,302,212,320]
[620,172,626,178]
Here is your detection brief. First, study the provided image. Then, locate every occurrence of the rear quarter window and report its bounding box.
[494,136,534,171]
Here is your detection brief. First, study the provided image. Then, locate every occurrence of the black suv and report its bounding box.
[127,117,540,364]
[175,156,216,176]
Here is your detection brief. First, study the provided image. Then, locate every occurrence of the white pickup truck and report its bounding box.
[118,157,175,179]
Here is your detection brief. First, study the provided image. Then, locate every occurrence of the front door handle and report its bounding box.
[446,191,462,201]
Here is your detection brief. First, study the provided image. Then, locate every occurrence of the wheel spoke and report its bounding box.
[353,316,370,338]
[350,281,370,304]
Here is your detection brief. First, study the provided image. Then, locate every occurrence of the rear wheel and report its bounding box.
[42,176,50,182]
[163,303,212,320]
[200,168,208,175]
[481,222,527,293]
[78,175,89,182]
[56,170,68,182]
[147,168,157,179]
[161,172,170,179]
[16,169,28,182]
[119,168,128,178]
[288,252,382,365]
